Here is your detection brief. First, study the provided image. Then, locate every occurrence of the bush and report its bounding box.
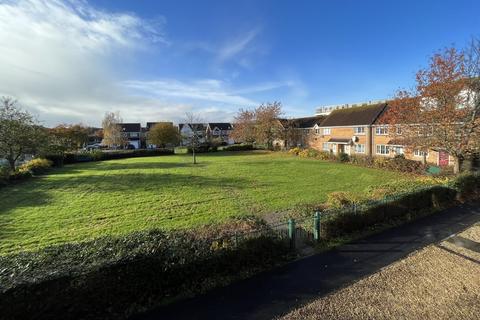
[43,154,64,167]
[288,147,302,155]
[62,149,174,164]
[0,223,290,320]
[9,170,32,181]
[326,191,362,209]
[349,154,374,167]
[18,158,53,175]
[338,152,349,162]
[384,155,427,174]
[0,165,10,187]
[321,185,457,238]
[452,172,480,199]
[222,144,254,151]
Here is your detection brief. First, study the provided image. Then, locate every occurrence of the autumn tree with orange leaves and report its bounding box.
[381,39,480,173]
[231,102,284,149]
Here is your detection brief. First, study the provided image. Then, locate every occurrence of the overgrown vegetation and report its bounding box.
[0,219,290,320]
[290,147,431,175]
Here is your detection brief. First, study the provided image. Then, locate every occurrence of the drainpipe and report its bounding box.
[366,126,372,156]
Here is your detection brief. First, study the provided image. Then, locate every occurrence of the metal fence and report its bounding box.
[209,185,445,252]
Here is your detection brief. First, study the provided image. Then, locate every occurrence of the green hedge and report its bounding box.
[320,173,480,239]
[45,149,174,166]
[220,144,254,151]
[0,225,289,320]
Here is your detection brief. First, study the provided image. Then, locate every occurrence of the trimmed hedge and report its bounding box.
[321,185,458,238]
[220,144,254,151]
[0,222,290,320]
[45,149,174,166]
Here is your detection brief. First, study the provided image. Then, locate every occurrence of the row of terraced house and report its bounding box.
[276,102,453,167]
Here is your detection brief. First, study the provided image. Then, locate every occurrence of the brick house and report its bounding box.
[119,123,142,149]
[308,102,454,167]
[309,103,386,156]
[276,116,326,149]
[206,123,234,145]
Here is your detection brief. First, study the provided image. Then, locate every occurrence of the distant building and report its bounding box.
[206,123,234,145]
[315,100,387,115]
[119,123,142,149]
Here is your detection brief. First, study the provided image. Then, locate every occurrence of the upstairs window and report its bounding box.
[354,127,365,134]
[323,128,331,135]
[375,126,388,135]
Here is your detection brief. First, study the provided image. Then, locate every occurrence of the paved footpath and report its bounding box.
[132,202,480,320]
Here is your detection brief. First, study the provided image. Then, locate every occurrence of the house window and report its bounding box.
[315,128,320,134]
[354,127,365,134]
[354,144,365,153]
[392,146,404,155]
[376,144,390,155]
[413,149,428,157]
[323,128,331,135]
[395,127,402,135]
[129,132,139,138]
[375,126,388,135]
[322,143,329,151]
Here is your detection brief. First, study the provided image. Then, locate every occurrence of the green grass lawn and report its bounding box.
[0,151,408,255]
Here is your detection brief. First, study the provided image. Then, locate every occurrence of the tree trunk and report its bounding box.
[192,146,196,164]
[453,156,462,174]
[7,157,15,171]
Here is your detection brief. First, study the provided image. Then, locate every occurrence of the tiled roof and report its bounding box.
[320,103,387,127]
[208,123,233,130]
[278,116,326,129]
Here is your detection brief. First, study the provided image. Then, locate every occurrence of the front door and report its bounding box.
[438,151,449,167]
[344,145,351,155]
[337,144,344,154]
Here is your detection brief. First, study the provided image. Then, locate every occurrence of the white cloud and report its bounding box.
[0,0,298,127]
[217,28,260,62]
[0,0,174,126]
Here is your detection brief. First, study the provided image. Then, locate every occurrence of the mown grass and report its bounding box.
[0,151,409,255]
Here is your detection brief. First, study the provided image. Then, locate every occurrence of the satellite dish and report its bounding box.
[352,136,358,143]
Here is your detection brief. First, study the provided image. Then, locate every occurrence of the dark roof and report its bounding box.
[120,123,141,132]
[208,123,233,130]
[178,123,206,131]
[277,116,326,129]
[146,122,173,130]
[328,138,351,143]
[320,103,387,127]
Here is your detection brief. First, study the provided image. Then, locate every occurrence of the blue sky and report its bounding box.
[0,0,479,126]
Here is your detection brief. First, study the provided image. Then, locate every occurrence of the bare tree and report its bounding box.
[0,97,47,171]
[182,113,204,164]
[101,112,125,149]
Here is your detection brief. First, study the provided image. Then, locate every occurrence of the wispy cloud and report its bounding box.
[217,28,260,62]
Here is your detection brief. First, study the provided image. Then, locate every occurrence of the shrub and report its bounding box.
[452,172,480,199]
[222,144,254,151]
[385,155,427,174]
[18,158,53,175]
[338,152,349,162]
[321,185,457,238]
[288,147,302,155]
[9,170,32,181]
[373,156,389,168]
[43,154,64,167]
[0,222,290,320]
[0,165,10,187]
[326,191,363,209]
[349,154,374,167]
